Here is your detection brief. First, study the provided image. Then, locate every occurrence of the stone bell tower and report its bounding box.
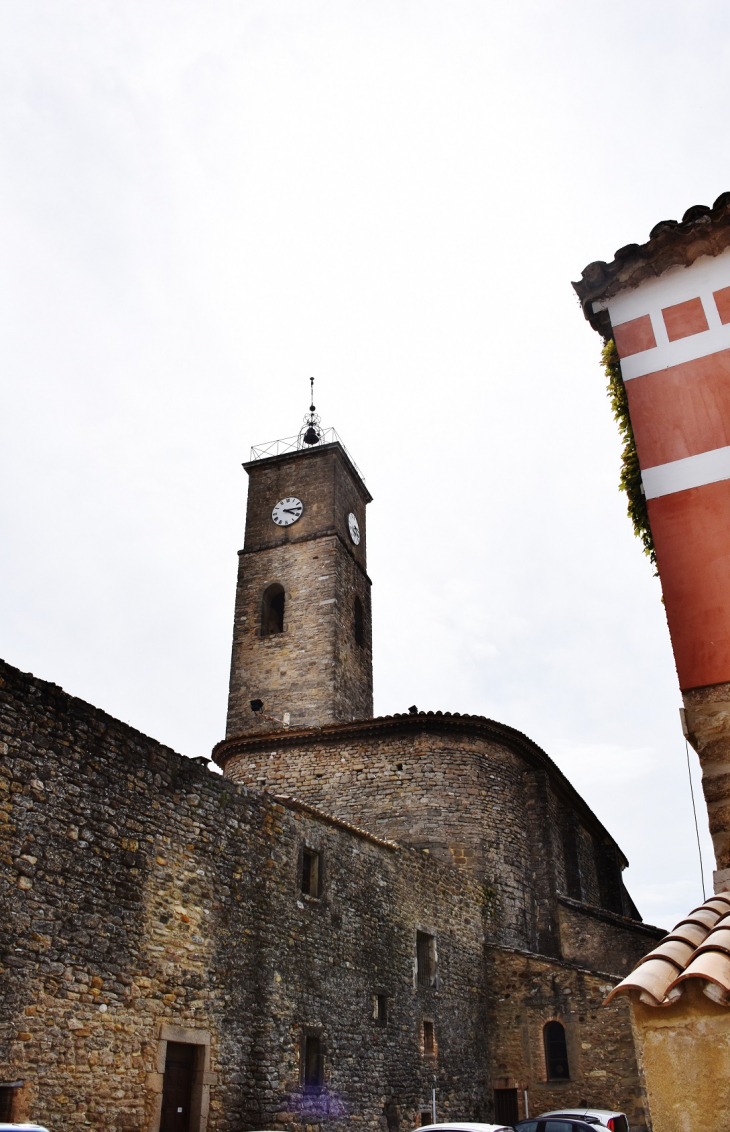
[225,387,373,739]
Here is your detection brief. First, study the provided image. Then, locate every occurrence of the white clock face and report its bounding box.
[348,512,361,545]
[272,497,303,527]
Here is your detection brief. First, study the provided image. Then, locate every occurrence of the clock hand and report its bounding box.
[282,507,302,514]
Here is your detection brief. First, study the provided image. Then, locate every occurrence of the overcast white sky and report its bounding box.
[2,0,729,931]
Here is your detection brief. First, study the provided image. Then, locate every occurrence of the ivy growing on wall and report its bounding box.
[602,338,657,571]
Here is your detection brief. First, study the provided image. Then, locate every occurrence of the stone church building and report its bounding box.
[0,415,662,1132]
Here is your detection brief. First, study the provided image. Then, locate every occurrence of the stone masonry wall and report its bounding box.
[0,658,490,1132]
[217,721,658,964]
[226,444,373,739]
[241,446,370,572]
[220,726,537,951]
[682,682,730,879]
[557,899,663,976]
[486,946,651,1131]
[226,536,372,738]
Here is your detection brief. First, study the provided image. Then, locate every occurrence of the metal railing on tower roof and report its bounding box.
[249,427,365,483]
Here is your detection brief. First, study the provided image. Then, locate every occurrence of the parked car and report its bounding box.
[514,1118,607,1132]
[539,1111,628,1132]
[0,1125,51,1131]
[515,1111,627,1132]
[418,1122,515,1132]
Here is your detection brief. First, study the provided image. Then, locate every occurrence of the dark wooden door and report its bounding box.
[494,1087,519,1125]
[160,1042,196,1132]
[0,1087,15,1121]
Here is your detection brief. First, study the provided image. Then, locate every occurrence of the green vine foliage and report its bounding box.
[602,339,657,571]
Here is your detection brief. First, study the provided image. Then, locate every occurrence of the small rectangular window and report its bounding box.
[301,848,321,897]
[416,931,436,986]
[302,1034,323,1088]
[422,1019,435,1054]
[374,993,388,1025]
[420,1112,432,1127]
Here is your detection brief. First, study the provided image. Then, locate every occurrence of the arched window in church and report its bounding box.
[543,1020,570,1080]
[261,583,285,636]
[354,596,365,648]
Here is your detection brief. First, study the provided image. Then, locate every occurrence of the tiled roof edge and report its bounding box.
[558,894,665,938]
[573,192,730,337]
[269,792,399,850]
[485,941,626,983]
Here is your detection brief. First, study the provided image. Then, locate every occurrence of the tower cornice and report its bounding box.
[236,529,373,583]
[243,440,372,505]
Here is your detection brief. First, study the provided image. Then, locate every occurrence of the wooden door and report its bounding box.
[0,1087,14,1121]
[494,1087,519,1125]
[160,1042,196,1132]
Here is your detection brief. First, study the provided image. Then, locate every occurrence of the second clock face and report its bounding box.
[348,512,361,545]
[272,497,303,526]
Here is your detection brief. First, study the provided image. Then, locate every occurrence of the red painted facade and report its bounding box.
[649,479,730,688]
[625,348,730,469]
[577,231,730,691]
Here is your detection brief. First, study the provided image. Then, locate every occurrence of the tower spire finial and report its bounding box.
[300,376,323,447]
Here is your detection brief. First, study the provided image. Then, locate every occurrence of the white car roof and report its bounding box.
[539,1112,621,1120]
[418,1124,513,1132]
[0,1125,51,1131]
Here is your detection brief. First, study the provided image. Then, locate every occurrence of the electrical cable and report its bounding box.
[685,737,706,901]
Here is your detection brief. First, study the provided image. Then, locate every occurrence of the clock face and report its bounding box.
[272,497,304,527]
[348,512,361,545]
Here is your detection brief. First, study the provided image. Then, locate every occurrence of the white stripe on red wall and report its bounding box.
[642,445,730,500]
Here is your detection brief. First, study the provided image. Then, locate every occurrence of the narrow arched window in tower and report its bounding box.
[354,596,365,648]
[543,1020,570,1080]
[261,583,285,636]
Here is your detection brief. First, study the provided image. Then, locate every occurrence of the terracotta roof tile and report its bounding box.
[663,921,710,949]
[673,950,730,1004]
[615,956,686,1007]
[699,897,730,915]
[606,891,730,1007]
[682,905,723,929]
[638,938,696,968]
[695,924,730,954]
